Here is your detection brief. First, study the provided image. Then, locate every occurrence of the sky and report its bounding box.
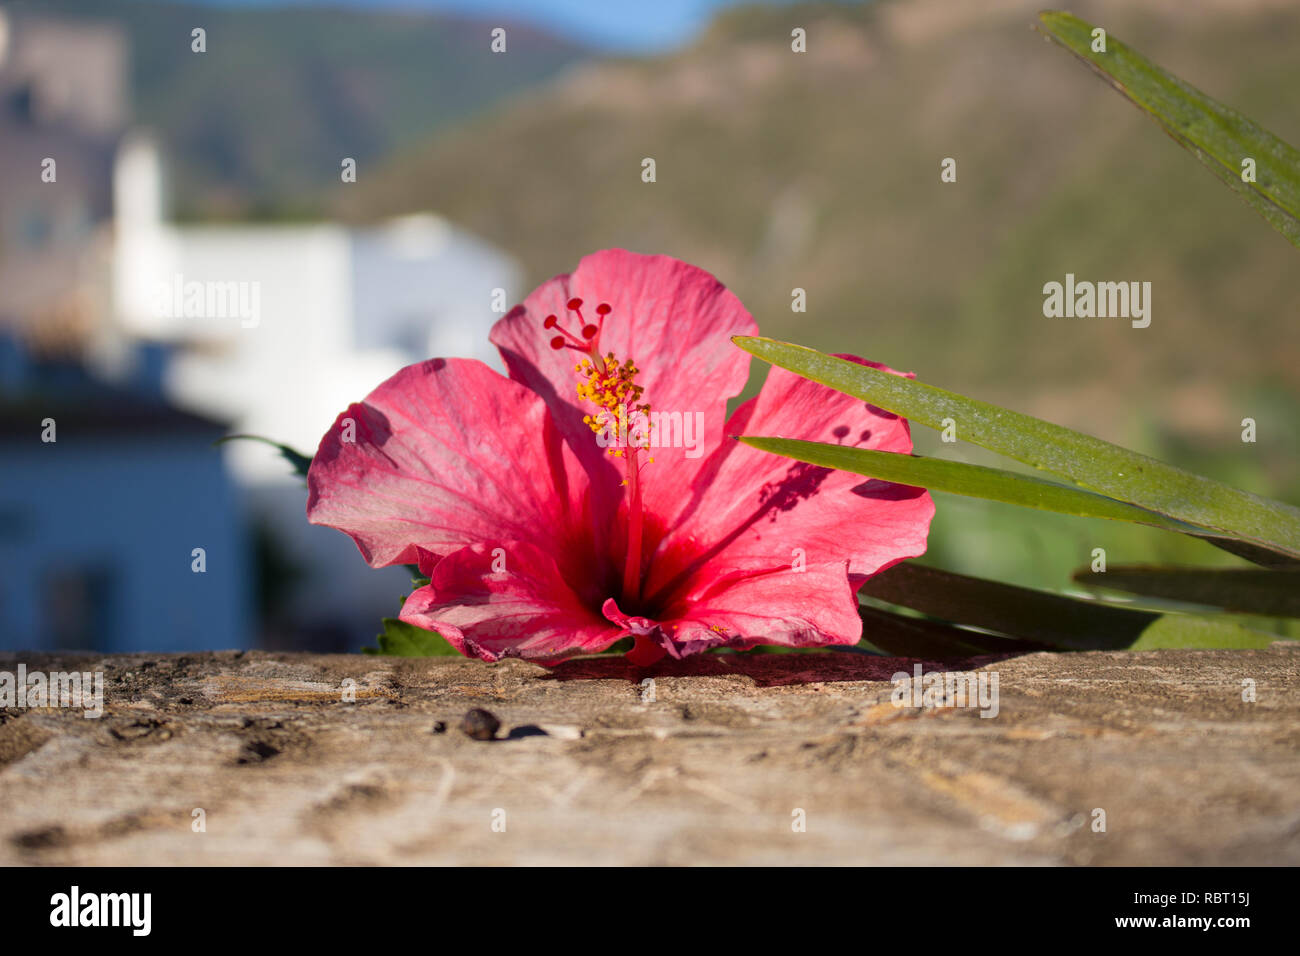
[183,0,811,52]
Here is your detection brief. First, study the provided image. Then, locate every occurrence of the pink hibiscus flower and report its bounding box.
[307,249,933,665]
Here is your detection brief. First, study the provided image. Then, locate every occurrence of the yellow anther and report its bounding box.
[573,348,652,459]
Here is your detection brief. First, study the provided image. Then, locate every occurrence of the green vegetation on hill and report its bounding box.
[341,1,1297,405]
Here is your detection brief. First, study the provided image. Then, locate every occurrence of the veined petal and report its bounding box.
[644,356,935,603]
[404,541,622,662]
[307,357,591,571]
[489,249,757,520]
[605,560,863,663]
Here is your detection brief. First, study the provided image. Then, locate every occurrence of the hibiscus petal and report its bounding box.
[643,356,935,603]
[307,357,590,570]
[489,249,757,521]
[403,541,622,662]
[605,560,863,662]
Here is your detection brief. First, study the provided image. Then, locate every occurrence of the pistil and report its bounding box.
[544,297,652,604]
[622,447,645,601]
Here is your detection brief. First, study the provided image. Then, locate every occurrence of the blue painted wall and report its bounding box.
[0,429,251,652]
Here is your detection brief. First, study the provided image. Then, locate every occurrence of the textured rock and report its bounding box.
[1,644,1296,865]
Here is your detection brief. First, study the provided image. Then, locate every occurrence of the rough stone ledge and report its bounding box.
[1,644,1296,865]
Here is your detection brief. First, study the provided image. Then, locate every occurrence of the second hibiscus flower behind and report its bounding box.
[307,249,934,665]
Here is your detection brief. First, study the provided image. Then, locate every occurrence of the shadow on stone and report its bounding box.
[543,650,1030,687]
[504,724,549,739]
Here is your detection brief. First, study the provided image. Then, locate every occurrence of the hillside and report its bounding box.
[8,0,591,217]
[339,0,1300,464]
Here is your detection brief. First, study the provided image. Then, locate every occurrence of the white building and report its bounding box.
[110,134,518,481]
[107,136,523,649]
[1,8,522,652]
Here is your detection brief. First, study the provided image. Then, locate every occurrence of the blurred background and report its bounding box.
[1,0,1296,653]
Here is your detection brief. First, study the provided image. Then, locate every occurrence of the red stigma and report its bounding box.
[543,296,611,354]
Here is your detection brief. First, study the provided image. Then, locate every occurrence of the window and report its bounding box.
[42,564,115,651]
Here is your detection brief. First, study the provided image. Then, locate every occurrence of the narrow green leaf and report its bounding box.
[1036,11,1300,248]
[363,618,460,657]
[857,604,1044,658]
[740,437,1202,536]
[860,563,1288,652]
[1128,616,1285,651]
[1201,537,1300,570]
[862,562,1154,650]
[734,337,1300,561]
[216,434,312,479]
[1071,565,1300,618]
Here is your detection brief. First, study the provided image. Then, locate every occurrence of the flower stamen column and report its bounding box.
[546,298,653,603]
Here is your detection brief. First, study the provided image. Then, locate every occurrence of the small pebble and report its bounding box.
[459,708,500,741]
[432,720,447,734]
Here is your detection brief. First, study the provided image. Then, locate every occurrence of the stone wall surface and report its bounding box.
[1,644,1297,865]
